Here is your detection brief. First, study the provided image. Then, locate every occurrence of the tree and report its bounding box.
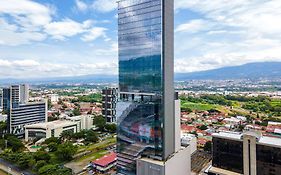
[93,115,106,131]
[0,121,7,138]
[85,130,99,143]
[47,99,52,110]
[198,125,208,130]
[204,141,212,152]
[105,123,117,133]
[55,142,77,161]
[47,142,58,152]
[34,160,47,171]
[44,137,61,145]
[17,153,33,169]
[72,108,81,116]
[60,130,74,141]
[38,164,57,175]
[34,151,51,162]
[5,135,24,152]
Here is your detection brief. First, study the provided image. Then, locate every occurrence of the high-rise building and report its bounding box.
[209,131,281,175]
[19,84,29,104]
[2,87,11,112]
[117,0,190,175]
[2,84,29,112]
[8,101,47,137]
[102,88,117,123]
[0,90,3,109]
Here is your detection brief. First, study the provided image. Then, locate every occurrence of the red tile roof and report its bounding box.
[92,152,117,167]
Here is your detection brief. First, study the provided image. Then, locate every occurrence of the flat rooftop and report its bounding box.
[25,120,77,130]
[213,131,281,148]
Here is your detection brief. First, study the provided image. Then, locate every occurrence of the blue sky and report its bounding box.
[0,0,281,78]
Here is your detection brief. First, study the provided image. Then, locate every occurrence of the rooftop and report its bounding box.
[92,152,117,167]
[213,131,281,148]
[25,120,77,130]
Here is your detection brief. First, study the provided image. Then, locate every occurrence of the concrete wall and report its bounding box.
[163,0,175,160]
[137,146,191,175]
[175,99,181,152]
[165,146,191,175]
[137,159,164,175]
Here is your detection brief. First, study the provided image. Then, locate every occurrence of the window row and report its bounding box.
[118,4,160,19]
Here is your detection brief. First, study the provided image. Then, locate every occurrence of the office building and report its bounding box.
[209,131,281,175]
[25,119,79,142]
[8,101,47,137]
[0,90,2,110]
[2,84,29,111]
[102,88,117,123]
[2,88,11,112]
[117,0,190,174]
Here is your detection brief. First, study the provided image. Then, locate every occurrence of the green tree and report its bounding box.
[85,130,99,143]
[105,123,117,133]
[60,130,74,141]
[198,125,208,130]
[0,121,7,138]
[34,151,51,162]
[34,160,47,171]
[72,108,81,116]
[93,115,106,131]
[38,164,57,175]
[5,135,24,152]
[55,142,77,161]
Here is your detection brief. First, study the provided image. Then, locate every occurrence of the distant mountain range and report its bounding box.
[0,62,280,85]
[175,62,281,80]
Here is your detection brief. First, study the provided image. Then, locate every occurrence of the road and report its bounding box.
[0,158,34,175]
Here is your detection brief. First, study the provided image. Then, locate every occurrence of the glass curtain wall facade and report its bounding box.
[117,0,174,174]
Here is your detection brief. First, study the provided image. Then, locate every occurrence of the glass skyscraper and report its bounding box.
[117,0,174,174]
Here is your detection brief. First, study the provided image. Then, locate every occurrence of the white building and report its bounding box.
[65,115,94,130]
[25,120,79,141]
[50,94,59,103]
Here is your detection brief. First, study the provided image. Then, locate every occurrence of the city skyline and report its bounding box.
[0,0,281,79]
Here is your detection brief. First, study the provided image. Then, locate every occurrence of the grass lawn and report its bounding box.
[271,100,281,107]
[75,150,108,162]
[181,102,219,111]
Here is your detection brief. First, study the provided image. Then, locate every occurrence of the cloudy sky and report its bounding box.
[0,0,281,78]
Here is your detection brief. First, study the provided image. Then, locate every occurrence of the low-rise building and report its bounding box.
[65,115,94,130]
[25,120,79,141]
[91,152,117,173]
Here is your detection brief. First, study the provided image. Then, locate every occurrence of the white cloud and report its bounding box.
[0,59,117,78]
[176,19,211,33]
[0,0,52,45]
[174,0,281,72]
[81,27,108,41]
[44,19,89,40]
[0,18,46,45]
[75,0,88,12]
[0,0,52,28]
[92,0,117,13]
